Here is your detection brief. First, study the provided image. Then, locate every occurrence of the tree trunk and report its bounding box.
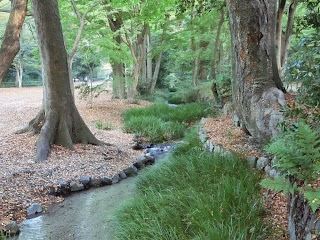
[227,0,286,141]
[107,10,126,99]
[199,40,209,81]
[146,26,153,92]
[22,0,101,162]
[0,0,27,85]
[210,7,225,103]
[279,0,297,78]
[126,24,147,100]
[14,56,23,88]
[276,0,286,69]
[288,194,320,240]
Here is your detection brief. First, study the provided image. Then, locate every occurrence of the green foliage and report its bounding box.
[113,130,267,239]
[168,94,185,104]
[286,31,320,107]
[95,120,113,131]
[260,177,298,195]
[122,102,211,142]
[261,121,320,212]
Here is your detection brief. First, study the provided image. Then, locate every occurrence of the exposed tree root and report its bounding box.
[16,107,107,162]
[15,109,45,134]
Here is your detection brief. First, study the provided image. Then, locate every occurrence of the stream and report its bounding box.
[10,144,174,240]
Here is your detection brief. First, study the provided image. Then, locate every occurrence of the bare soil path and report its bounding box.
[0,87,149,229]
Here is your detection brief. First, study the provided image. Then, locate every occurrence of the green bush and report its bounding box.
[113,130,267,240]
[168,94,185,104]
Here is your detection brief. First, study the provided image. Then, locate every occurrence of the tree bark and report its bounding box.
[288,194,320,240]
[276,0,286,69]
[210,6,225,103]
[125,23,147,100]
[227,0,286,141]
[23,0,101,162]
[279,0,297,78]
[0,0,27,85]
[107,9,125,99]
[199,40,209,81]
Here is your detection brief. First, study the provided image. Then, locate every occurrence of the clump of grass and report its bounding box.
[122,102,213,142]
[95,120,113,130]
[124,116,185,142]
[113,129,268,240]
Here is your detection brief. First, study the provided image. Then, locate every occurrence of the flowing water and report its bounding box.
[10,144,174,240]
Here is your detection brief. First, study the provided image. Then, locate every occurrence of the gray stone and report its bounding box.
[232,114,240,127]
[70,182,84,192]
[119,171,127,179]
[101,176,112,185]
[269,169,280,178]
[223,151,233,158]
[256,157,270,170]
[112,174,120,184]
[27,203,43,216]
[133,157,146,169]
[213,145,225,155]
[264,165,271,175]
[246,156,257,168]
[5,221,20,235]
[79,176,91,185]
[58,179,68,188]
[144,155,155,164]
[199,131,208,144]
[123,164,138,176]
[205,140,214,153]
[90,178,102,187]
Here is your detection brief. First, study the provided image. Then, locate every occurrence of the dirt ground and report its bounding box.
[0,87,149,229]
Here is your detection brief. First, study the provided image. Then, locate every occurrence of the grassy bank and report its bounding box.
[113,129,267,239]
[122,102,211,142]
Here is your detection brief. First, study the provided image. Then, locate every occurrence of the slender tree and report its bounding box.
[0,0,27,85]
[21,0,101,162]
[227,0,286,141]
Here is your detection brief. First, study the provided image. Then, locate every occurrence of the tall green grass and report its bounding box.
[123,102,211,142]
[113,130,268,240]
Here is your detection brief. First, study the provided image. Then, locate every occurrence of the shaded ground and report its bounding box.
[0,87,149,229]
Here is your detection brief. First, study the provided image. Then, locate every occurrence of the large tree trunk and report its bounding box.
[0,0,27,85]
[288,194,320,240]
[227,0,286,141]
[23,0,101,162]
[107,10,126,99]
[210,7,225,103]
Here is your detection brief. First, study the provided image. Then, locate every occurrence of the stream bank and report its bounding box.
[9,143,174,240]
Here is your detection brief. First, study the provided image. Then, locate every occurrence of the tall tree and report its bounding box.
[23,0,101,162]
[106,6,126,99]
[227,0,286,140]
[210,6,225,103]
[0,0,27,85]
[276,0,298,79]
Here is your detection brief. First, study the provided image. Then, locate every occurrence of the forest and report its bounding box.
[0,0,319,239]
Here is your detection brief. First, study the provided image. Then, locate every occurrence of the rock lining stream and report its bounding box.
[9,144,174,240]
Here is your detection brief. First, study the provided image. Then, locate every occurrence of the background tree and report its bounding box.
[0,0,27,85]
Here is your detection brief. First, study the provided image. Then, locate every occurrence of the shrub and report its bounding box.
[168,94,185,104]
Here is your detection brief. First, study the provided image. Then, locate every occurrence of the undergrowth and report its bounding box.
[113,129,268,240]
[122,102,213,142]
